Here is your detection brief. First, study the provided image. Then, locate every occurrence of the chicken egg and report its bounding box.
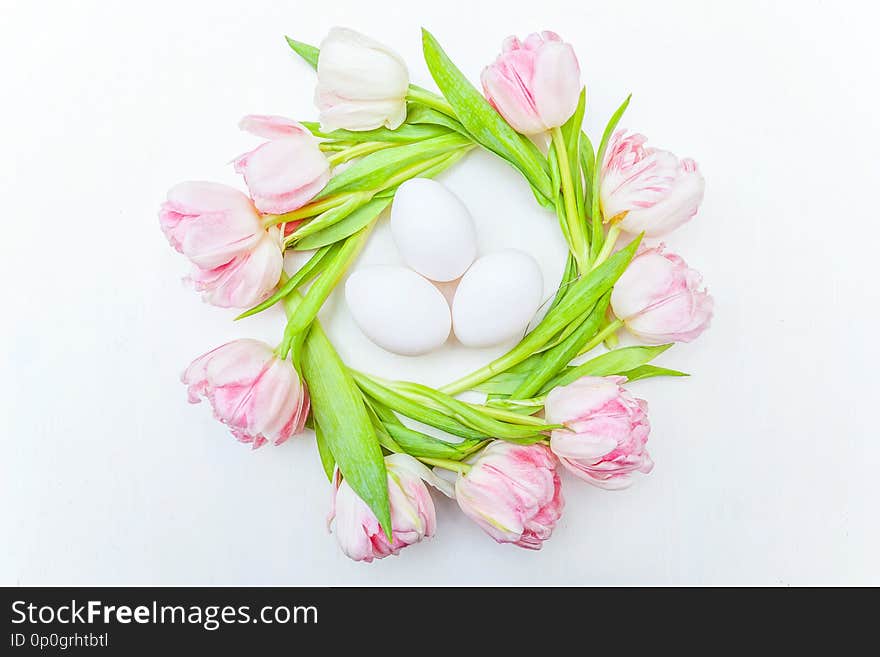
[452,250,544,348]
[390,178,477,282]
[345,265,451,356]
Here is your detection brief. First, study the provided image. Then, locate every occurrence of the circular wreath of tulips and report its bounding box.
[160,27,713,562]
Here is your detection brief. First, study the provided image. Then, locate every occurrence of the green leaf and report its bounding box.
[618,364,689,382]
[283,223,374,337]
[314,133,470,200]
[285,37,319,69]
[294,197,392,251]
[302,323,391,537]
[590,94,631,261]
[389,379,557,440]
[542,343,674,393]
[580,131,596,227]
[235,245,335,320]
[353,371,486,440]
[385,424,483,460]
[362,400,404,453]
[404,104,470,137]
[374,148,471,199]
[440,235,641,396]
[548,149,572,245]
[314,422,335,482]
[472,371,529,395]
[510,292,610,399]
[562,89,586,218]
[547,253,577,313]
[302,120,454,144]
[421,29,553,203]
[288,194,368,242]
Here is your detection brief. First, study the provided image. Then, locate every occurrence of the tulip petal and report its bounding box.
[532,42,581,130]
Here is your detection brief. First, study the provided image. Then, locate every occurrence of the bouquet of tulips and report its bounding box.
[160,27,712,562]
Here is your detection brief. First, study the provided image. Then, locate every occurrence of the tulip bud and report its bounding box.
[315,28,409,132]
[159,181,283,308]
[611,244,714,344]
[182,339,309,448]
[546,376,652,490]
[600,131,705,236]
[234,115,330,215]
[330,454,452,562]
[481,31,581,135]
[455,442,563,550]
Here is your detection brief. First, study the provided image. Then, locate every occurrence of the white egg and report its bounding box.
[452,250,544,348]
[390,178,477,282]
[345,265,451,356]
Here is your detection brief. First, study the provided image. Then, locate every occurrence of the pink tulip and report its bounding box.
[546,376,652,490]
[234,115,330,215]
[330,454,453,563]
[600,131,705,236]
[182,339,309,448]
[611,244,714,344]
[481,31,581,135]
[455,441,563,550]
[159,181,283,308]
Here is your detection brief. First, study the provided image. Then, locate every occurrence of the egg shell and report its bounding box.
[452,250,544,348]
[345,265,451,356]
[390,178,477,282]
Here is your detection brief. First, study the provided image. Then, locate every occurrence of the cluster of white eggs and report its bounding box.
[345,179,544,356]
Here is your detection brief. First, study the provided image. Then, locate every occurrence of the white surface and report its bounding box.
[1,0,878,585]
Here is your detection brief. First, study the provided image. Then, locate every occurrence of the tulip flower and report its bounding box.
[182,339,309,448]
[545,376,652,490]
[610,244,714,344]
[455,441,563,550]
[233,115,330,215]
[481,31,581,136]
[330,454,453,562]
[315,28,409,132]
[600,131,705,236]
[159,182,283,308]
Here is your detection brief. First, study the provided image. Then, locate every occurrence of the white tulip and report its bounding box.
[316,28,410,132]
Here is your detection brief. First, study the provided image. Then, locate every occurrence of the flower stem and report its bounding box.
[551,126,588,274]
[274,274,303,358]
[376,146,474,193]
[406,85,457,117]
[418,457,471,475]
[262,195,348,228]
[576,319,623,356]
[327,141,394,167]
[464,402,546,425]
[279,222,375,349]
[590,224,621,270]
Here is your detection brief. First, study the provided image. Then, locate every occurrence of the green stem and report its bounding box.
[551,126,587,273]
[464,402,544,425]
[591,225,621,271]
[262,195,348,228]
[273,274,303,357]
[319,141,352,152]
[380,377,558,438]
[279,223,375,350]
[327,141,394,167]
[284,192,372,245]
[376,146,474,194]
[406,85,457,117]
[576,319,623,357]
[439,238,641,396]
[418,457,471,475]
